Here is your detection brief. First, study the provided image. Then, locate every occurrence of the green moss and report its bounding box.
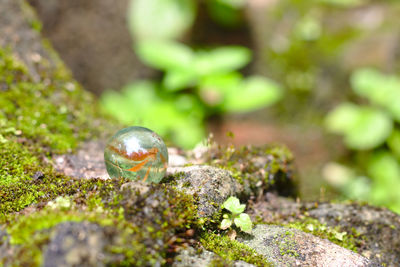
[284,217,360,252]
[0,9,205,266]
[0,41,120,217]
[277,231,299,257]
[207,256,234,267]
[0,141,40,186]
[200,232,272,266]
[206,143,298,197]
[4,204,132,266]
[0,164,124,220]
[21,0,43,33]
[0,46,113,154]
[2,182,202,266]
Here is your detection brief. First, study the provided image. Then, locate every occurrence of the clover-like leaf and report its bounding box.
[136,40,194,71]
[351,68,400,122]
[222,196,245,215]
[334,231,347,241]
[234,213,252,233]
[163,70,196,91]
[220,218,233,230]
[193,46,251,76]
[223,75,282,113]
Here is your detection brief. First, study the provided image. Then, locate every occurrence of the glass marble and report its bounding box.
[104,126,168,183]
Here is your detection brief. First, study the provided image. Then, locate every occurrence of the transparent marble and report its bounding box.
[104,126,168,183]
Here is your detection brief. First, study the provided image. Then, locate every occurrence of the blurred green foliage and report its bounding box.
[325,69,400,213]
[318,0,364,6]
[101,0,400,213]
[251,0,400,212]
[206,0,245,27]
[127,0,196,41]
[101,0,282,148]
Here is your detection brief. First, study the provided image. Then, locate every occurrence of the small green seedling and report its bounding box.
[220,196,252,233]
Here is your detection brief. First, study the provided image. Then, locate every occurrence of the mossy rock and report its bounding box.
[0,1,397,267]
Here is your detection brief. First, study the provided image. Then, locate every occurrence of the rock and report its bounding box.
[53,141,109,180]
[0,230,13,266]
[170,165,244,219]
[237,224,380,267]
[307,203,400,266]
[172,246,255,267]
[27,0,156,95]
[248,193,400,266]
[0,0,57,82]
[120,180,150,194]
[43,222,107,267]
[172,247,220,267]
[201,144,298,198]
[1,2,398,266]
[167,147,188,167]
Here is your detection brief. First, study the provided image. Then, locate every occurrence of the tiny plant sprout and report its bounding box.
[220,196,252,233]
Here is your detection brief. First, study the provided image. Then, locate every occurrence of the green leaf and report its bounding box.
[100,82,158,124]
[199,72,242,107]
[222,196,245,215]
[200,72,242,94]
[173,119,205,148]
[163,70,196,91]
[367,152,400,211]
[100,81,205,149]
[234,213,252,233]
[136,40,194,71]
[351,68,400,122]
[341,175,371,201]
[388,129,400,160]
[206,1,243,27]
[194,46,251,76]
[334,231,347,241]
[325,103,359,133]
[216,0,245,8]
[325,103,392,150]
[127,0,196,40]
[295,16,321,41]
[220,218,233,230]
[223,76,282,113]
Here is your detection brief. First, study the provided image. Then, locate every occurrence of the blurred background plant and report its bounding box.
[100,0,282,148]
[324,68,400,213]
[28,0,400,213]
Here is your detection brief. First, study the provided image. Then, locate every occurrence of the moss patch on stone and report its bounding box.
[0,41,121,216]
[276,230,299,257]
[200,232,272,266]
[205,143,298,197]
[0,167,124,220]
[283,217,361,252]
[1,181,201,266]
[0,47,111,154]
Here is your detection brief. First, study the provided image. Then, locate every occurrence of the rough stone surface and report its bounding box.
[172,246,255,267]
[27,0,156,95]
[307,203,400,267]
[237,224,380,267]
[170,165,244,218]
[248,193,400,267]
[0,0,57,82]
[52,143,187,180]
[53,141,109,180]
[0,230,13,266]
[43,222,107,267]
